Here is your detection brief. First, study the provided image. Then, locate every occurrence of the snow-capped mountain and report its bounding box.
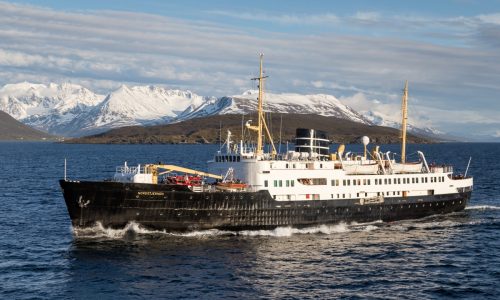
[0,82,444,138]
[363,110,444,138]
[67,85,214,136]
[0,82,103,135]
[177,90,371,125]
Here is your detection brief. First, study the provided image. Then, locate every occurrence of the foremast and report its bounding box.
[401,80,409,163]
[247,54,277,157]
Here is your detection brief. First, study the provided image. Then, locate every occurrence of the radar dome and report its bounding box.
[361,136,370,146]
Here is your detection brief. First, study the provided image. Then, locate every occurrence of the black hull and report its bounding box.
[60,180,471,232]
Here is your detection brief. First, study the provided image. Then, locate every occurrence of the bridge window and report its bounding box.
[264,180,268,187]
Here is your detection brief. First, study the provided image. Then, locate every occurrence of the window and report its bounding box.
[353,180,357,186]
[286,180,289,187]
[274,180,277,187]
[298,178,327,185]
[264,180,268,187]
[279,180,283,187]
[343,180,347,186]
[291,180,295,187]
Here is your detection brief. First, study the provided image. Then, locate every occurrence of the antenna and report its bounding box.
[278,114,283,154]
[219,121,222,151]
[464,156,472,177]
[400,80,409,163]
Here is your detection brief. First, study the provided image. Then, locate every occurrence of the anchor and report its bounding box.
[78,196,90,226]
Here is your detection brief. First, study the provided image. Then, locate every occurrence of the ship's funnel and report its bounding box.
[295,128,329,157]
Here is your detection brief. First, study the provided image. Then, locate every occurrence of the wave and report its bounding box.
[465,205,500,211]
[72,221,384,239]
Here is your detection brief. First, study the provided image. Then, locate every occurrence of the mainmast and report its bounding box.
[247,54,276,157]
[400,80,408,163]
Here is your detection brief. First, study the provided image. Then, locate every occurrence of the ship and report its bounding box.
[60,55,473,232]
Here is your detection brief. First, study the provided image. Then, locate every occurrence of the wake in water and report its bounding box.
[465,205,500,210]
[72,221,383,239]
[72,205,500,240]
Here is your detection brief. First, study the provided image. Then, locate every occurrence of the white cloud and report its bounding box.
[477,13,500,25]
[0,1,499,137]
[206,10,339,25]
[352,11,381,23]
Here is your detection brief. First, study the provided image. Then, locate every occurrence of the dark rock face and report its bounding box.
[67,113,432,144]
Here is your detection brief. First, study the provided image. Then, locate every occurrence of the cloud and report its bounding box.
[352,11,381,23]
[0,1,499,138]
[206,10,339,25]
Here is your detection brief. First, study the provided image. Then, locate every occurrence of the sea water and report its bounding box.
[0,142,499,299]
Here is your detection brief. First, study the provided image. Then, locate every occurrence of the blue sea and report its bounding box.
[0,142,499,299]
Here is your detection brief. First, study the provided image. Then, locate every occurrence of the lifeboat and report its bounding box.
[215,181,247,191]
[343,163,379,175]
[391,162,423,174]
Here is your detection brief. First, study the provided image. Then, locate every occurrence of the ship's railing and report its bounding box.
[430,165,453,173]
[115,165,147,174]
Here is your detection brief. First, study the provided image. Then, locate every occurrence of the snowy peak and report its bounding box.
[74,85,212,134]
[0,82,442,138]
[178,90,372,125]
[0,82,103,119]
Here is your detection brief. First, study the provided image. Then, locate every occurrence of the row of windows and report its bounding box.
[215,155,241,162]
[333,176,445,186]
[333,191,410,199]
[264,180,295,188]
[266,176,446,188]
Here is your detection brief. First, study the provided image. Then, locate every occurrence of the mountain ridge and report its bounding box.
[66,113,432,145]
[0,82,445,140]
[0,111,56,140]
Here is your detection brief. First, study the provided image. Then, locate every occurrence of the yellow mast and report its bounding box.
[247,54,276,157]
[257,54,265,155]
[400,80,408,163]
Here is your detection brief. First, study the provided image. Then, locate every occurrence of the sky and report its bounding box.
[1,0,500,140]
